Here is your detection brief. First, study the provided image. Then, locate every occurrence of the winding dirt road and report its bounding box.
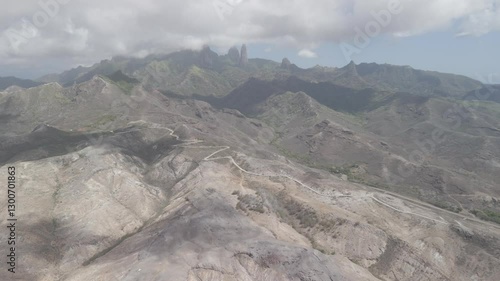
[127,120,500,230]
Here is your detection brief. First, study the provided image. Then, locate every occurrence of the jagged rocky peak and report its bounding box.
[239,44,248,66]
[227,46,240,63]
[281,57,292,68]
[342,60,359,75]
[199,45,219,68]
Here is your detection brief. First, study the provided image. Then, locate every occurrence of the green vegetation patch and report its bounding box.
[272,142,333,172]
[236,193,265,214]
[430,201,463,213]
[283,198,319,228]
[85,114,117,130]
[329,164,359,177]
[471,209,500,224]
[102,71,139,95]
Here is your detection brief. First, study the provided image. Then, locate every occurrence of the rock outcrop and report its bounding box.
[199,45,219,69]
[239,44,248,66]
[281,57,292,69]
[228,46,240,64]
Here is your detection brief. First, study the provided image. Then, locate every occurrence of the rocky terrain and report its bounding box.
[0,48,499,280]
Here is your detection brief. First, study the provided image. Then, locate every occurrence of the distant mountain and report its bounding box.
[0,76,43,91]
[37,46,281,96]
[354,62,482,97]
[37,48,487,102]
[37,55,159,86]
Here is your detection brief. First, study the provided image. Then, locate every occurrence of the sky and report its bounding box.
[0,0,499,83]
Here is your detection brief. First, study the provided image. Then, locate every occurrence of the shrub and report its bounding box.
[471,209,500,224]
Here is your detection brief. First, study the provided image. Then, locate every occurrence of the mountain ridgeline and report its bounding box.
[34,45,495,100]
[2,47,500,281]
[0,76,43,91]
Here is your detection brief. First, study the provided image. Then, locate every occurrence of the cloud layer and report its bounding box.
[0,0,498,75]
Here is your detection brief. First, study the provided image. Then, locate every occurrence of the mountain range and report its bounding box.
[1,45,500,281]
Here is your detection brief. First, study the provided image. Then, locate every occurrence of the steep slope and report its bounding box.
[0,77,140,135]
[219,76,397,115]
[211,77,500,222]
[1,84,500,280]
[2,52,500,280]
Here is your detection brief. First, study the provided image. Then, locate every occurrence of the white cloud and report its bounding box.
[457,4,500,36]
[0,0,498,76]
[298,49,318,58]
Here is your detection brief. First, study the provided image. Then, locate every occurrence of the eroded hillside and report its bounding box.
[1,74,500,280]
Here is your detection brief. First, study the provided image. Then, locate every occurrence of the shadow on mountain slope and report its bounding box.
[0,125,182,166]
